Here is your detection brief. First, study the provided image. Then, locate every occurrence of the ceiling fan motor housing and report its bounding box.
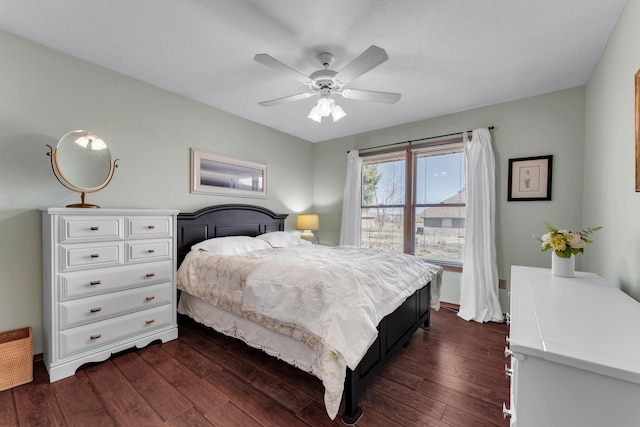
[309,52,343,90]
[317,52,334,67]
[310,69,339,90]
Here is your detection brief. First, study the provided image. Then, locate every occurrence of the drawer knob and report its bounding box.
[90,226,100,231]
[505,313,511,325]
[90,254,100,258]
[502,403,512,418]
[147,225,156,229]
[146,272,156,278]
[148,249,156,253]
[90,334,101,340]
[504,347,513,358]
[145,296,155,301]
[90,280,102,286]
[504,364,513,378]
[90,307,102,313]
[145,319,155,324]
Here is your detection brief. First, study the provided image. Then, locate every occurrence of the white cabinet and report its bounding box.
[505,266,640,426]
[42,208,179,382]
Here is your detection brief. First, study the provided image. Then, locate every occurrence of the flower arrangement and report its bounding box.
[535,222,602,258]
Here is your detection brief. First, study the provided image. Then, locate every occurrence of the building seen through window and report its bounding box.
[360,140,466,267]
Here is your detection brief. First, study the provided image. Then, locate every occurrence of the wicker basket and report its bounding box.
[0,326,33,391]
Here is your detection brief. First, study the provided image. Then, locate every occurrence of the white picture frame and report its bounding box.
[190,148,267,198]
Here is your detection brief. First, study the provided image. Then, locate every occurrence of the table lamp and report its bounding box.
[296,214,319,243]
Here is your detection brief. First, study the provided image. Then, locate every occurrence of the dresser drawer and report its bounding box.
[58,305,174,359]
[59,282,173,329]
[58,260,173,301]
[126,239,171,263]
[126,216,173,239]
[60,242,124,272]
[509,354,520,425]
[59,216,124,243]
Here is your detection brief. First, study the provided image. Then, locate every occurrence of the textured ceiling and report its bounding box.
[0,0,628,143]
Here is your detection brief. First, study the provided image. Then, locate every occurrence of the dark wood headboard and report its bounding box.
[176,204,288,265]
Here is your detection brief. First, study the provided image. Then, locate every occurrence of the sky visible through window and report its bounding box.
[416,151,465,204]
[371,151,464,205]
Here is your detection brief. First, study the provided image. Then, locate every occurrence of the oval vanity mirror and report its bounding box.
[46,130,118,208]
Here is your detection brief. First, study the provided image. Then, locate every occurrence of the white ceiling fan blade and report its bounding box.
[335,45,389,84]
[340,88,401,104]
[258,92,315,107]
[254,53,311,85]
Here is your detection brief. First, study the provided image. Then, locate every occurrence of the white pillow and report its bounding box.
[191,236,271,254]
[256,231,311,248]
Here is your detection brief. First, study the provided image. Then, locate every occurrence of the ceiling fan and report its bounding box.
[254,45,401,122]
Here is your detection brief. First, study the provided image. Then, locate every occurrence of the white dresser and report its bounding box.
[505,266,640,426]
[41,208,179,382]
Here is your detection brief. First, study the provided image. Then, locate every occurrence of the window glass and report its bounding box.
[414,147,466,264]
[360,141,466,266]
[361,152,405,252]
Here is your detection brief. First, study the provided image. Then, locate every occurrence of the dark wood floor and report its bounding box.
[0,307,510,426]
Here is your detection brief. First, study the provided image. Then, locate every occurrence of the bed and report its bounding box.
[175,204,442,424]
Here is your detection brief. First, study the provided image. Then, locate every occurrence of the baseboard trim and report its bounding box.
[440,302,460,311]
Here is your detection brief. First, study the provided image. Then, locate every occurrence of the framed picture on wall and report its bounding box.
[190,148,267,198]
[508,155,553,201]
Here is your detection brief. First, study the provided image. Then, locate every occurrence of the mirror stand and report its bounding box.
[67,192,98,209]
[46,143,118,208]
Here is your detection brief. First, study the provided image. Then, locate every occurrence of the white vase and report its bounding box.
[552,252,575,277]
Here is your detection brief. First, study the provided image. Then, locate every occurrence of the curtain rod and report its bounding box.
[354,126,495,153]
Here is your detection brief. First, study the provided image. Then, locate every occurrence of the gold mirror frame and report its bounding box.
[46,131,118,208]
[636,70,639,192]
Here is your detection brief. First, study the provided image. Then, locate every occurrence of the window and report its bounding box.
[361,151,406,253]
[360,138,466,268]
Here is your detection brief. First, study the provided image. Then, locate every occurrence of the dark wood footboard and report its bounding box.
[342,281,431,425]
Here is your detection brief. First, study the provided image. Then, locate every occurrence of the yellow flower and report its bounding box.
[549,234,567,251]
[534,222,601,258]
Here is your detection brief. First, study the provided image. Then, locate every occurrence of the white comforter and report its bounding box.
[242,245,442,369]
[177,244,441,419]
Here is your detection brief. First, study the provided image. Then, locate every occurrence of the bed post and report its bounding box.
[423,307,431,329]
[341,368,363,425]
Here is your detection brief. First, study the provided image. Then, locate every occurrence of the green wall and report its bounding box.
[0,30,314,354]
[3,0,638,356]
[583,0,640,298]
[314,87,587,309]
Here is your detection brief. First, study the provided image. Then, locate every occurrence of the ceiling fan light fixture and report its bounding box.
[317,97,332,117]
[74,136,90,148]
[331,103,346,122]
[90,137,107,151]
[308,105,322,122]
[308,96,346,123]
[75,134,107,150]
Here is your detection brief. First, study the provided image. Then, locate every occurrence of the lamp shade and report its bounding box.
[331,103,346,121]
[296,214,319,231]
[308,97,346,123]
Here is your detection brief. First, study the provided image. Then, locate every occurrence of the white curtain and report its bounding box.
[458,128,504,323]
[339,150,362,246]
